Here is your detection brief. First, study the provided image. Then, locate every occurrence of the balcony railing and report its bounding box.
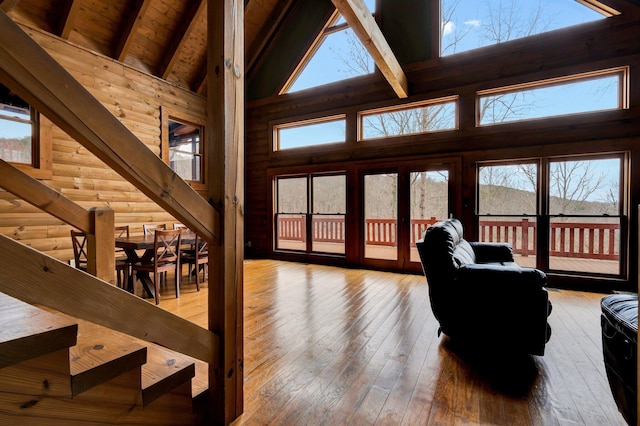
[276,216,620,261]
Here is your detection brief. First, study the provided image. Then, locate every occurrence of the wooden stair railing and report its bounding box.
[0,233,217,365]
[0,293,207,425]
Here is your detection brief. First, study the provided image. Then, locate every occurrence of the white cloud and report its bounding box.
[464,19,481,27]
[442,21,455,36]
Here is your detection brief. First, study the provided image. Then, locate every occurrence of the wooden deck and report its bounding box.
[158,259,627,425]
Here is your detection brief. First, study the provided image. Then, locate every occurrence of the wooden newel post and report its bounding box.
[88,207,115,285]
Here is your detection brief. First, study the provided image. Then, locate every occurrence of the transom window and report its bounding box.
[274,116,346,151]
[477,68,627,125]
[359,97,457,140]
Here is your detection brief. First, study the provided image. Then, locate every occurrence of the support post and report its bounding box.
[88,207,115,285]
[207,0,244,424]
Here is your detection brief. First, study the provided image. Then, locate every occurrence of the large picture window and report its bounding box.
[477,153,627,280]
[274,172,347,255]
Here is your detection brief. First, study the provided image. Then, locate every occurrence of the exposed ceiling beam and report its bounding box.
[331,0,409,98]
[245,0,295,74]
[114,0,151,61]
[158,0,205,80]
[58,0,80,39]
[0,0,20,13]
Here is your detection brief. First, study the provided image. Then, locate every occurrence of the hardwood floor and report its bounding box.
[160,259,628,425]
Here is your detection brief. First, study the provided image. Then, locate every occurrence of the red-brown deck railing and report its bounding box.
[277,216,620,261]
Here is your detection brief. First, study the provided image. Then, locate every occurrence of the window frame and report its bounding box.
[476,67,629,126]
[272,114,347,152]
[0,84,52,179]
[160,107,206,191]
[357,96,459,141]
[475,151,629,281]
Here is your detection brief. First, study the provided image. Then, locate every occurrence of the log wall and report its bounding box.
[0,25,207,262]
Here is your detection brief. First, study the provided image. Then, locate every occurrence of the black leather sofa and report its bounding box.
[601,293,637,426]
[416,218,552,356]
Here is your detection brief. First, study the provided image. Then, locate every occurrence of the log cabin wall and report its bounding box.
[0,25,207,263]
[244,3,640,291]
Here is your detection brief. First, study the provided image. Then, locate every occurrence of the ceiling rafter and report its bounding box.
[114,0,151,61]
[0,0,20,13]
[158,0,206,80]
[330,0,409,98]
[58,0,80,39]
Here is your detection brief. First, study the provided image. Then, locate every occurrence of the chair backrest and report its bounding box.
[416,218,466,285]
[153,229,182,264]
[70,230,88,271]
[173,223,187,230]
[194,234,208,256]
[144,223,166,236]
[114,225,130,239]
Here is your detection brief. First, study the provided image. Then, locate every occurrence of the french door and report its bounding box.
[361,161,456,271]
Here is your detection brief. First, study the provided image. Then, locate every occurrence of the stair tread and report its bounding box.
[36,304,203,404]
[0,293,77,369]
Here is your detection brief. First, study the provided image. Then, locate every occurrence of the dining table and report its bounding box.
[115,231,196,300]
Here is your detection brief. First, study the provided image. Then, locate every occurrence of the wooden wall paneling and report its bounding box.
[0,160,91,233]
[0,13,219,243]
[0,20,210,262]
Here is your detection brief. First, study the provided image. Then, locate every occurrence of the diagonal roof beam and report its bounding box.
[331,0,408,98]
[114,0,151,61]
[158,0,206,79]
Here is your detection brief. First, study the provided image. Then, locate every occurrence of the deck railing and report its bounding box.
[277,216,620,260]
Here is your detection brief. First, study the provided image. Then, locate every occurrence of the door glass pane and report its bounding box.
[410,170,449,262]
[312,175,346,254]
[478,163,537,267]
[548,158,621,274]
[364,173,397,260]
[275,177,307,251]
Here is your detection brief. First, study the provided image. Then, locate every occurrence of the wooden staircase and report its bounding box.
[0,293,209,425]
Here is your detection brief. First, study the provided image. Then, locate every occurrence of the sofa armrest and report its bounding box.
[457,263,546,293]
[469,242,514,263]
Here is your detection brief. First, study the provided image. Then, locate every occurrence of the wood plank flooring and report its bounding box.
[160,259,628,425]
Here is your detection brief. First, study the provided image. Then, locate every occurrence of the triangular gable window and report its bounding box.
[441,0,617,57]
[282,0,376,94]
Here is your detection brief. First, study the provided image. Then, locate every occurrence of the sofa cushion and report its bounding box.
[453,239,476,266]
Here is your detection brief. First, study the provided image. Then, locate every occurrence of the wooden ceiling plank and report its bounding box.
[0,10,220,243]
[58,0,80,39]
[245,0,295,73]
[159,0,206,80]
[114,0,151,61]
[330,0,409,98]
[0,0,20,13]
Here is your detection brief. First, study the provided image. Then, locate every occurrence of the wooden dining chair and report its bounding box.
[114,225,130,289]
[143,223,166,236]
[70,230,88,272]
[180,233,207,291]
[131,229,182,304]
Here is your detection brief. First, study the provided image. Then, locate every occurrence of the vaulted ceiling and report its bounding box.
[3,0,638,100]
[1,0,295,95]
